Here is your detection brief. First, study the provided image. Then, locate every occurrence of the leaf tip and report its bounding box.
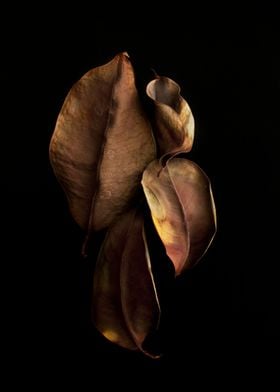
[120,51,130,59]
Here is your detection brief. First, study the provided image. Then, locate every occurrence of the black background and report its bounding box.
[3,7,280,387]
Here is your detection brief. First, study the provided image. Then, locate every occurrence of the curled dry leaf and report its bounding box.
[142,158,216,276]
[92,209,160,357]
[146,76,194,158]
[49,52,156,231]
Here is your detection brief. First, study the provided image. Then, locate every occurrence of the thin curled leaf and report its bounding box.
[92,209,160,356]
[49,53,156,231]
[142,157,216,276]
[146,76,194,158]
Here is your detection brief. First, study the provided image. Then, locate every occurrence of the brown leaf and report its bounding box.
[142,158,216,276]
[92,209,160,356]
[146,76,194,158]
[92,212,136,351]
[49,53,156,231]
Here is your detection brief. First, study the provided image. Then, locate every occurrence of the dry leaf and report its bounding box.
[49,53,156,231]
[49,53,217,357]
[146,76,194,158]
[92,209,160,356]
[142,157,216,276]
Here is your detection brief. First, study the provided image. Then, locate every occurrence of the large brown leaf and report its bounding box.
[49,53,156,231]
[92,209,160,356]
[146,76,194,158]
[142,158,216,276]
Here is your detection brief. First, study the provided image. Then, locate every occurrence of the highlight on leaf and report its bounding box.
[146,76,194,158]
[142,157,216,276]
[92,209,161,357]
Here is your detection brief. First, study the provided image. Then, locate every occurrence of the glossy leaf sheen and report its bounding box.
[142,158,216,276]
[146,76,194,158]
[92,209,160,355]
[49,53,155,231]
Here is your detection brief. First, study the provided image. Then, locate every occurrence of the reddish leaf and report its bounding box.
[142,157,216,276]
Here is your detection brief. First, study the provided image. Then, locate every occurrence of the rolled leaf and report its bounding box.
[92,218,136,350]
[146,76,194,158]
[49,52,156,231]
[92,209,160,356]
[142,158,216,276]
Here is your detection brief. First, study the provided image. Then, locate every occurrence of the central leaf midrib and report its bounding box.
[83,55,124,253]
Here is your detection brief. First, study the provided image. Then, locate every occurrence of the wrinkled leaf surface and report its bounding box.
[50,53,155,231]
